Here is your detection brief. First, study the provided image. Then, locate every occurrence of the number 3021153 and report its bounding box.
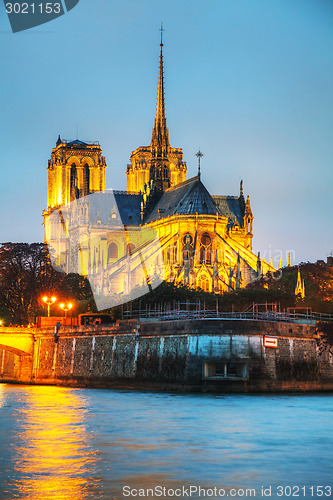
[5,3,62,14]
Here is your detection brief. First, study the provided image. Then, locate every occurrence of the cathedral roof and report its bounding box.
[77,191,142,227]
[114,192,142,226]
[54,138,101,149]
[145,175,219,222]
[67,140,89,146]
[212,195,244,226]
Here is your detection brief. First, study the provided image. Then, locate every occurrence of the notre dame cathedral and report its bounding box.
[43,36,274,301]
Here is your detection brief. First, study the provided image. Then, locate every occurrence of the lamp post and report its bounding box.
[43,296,56,317]
[60,303,72,321]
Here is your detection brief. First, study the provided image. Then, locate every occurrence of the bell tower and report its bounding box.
[45,136,107,212]
[43,136,107,248]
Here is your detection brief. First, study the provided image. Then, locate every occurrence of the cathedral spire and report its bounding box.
[151,23,170,156]
[127,26,187,194]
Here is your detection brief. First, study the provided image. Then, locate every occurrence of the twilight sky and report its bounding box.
[0,0,332,266]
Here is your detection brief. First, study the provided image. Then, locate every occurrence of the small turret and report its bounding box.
[295,267,305,299]
[244,195,253,234]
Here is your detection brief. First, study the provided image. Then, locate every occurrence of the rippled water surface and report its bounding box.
[0,385,332,499]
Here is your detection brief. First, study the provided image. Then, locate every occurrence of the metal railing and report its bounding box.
[122,306,333,324]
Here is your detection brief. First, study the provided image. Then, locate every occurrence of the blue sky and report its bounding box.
[0,0,332,265]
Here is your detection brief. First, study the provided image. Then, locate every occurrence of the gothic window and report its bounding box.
[173,241,178,263]
[198,275,210,292]
[166,246,171,263]
[163,166,169,179]
[83,164,90,197]
[182,234,193,263]
[70,163,78,200]
[247,217,252,233]
[200,233,212,265]
[166,243,178,265]
[108,242,118,262]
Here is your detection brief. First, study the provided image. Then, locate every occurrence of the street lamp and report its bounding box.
[60,302,72,321]
[43,296,56,317]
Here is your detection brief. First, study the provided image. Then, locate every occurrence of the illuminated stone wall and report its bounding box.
[1,320,333,392]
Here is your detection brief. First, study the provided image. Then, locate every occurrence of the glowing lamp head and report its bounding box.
[60,303,73,310]
[51,297,56,303]
[43,296,47,303]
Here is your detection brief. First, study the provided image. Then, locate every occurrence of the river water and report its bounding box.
[0,385,332,500]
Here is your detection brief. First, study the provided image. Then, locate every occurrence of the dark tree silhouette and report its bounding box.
[0,243,65,324]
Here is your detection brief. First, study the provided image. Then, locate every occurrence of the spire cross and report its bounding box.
[196,149,204,178]
[160,22,164,45]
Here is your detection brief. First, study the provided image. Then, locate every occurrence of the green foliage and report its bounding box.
[250,263,333,313]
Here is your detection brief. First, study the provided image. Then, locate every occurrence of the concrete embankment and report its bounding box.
[1,319,333,392]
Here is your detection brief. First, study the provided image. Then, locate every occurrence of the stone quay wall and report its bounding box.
[1,319,333,392]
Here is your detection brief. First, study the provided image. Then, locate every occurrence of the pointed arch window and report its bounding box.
[163,165,169,179]
[198,275,210,292]
[108,242,118,263]
[166,242,178,264]
[83,163,90,196]
[70,163,78,201]
[200,233,212,266]
[173,241,178,263]
[247,217,253,234]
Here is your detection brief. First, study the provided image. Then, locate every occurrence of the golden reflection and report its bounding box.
[14,386,99,499]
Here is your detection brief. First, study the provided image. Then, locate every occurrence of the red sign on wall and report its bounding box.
[264,336,278,348]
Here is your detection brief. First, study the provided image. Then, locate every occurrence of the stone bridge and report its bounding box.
[0,328,35,356]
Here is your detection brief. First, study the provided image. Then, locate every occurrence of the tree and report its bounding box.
[0,243,66,324]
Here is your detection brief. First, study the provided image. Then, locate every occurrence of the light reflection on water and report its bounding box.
[0,385,99,499]
[0,385,333,499]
